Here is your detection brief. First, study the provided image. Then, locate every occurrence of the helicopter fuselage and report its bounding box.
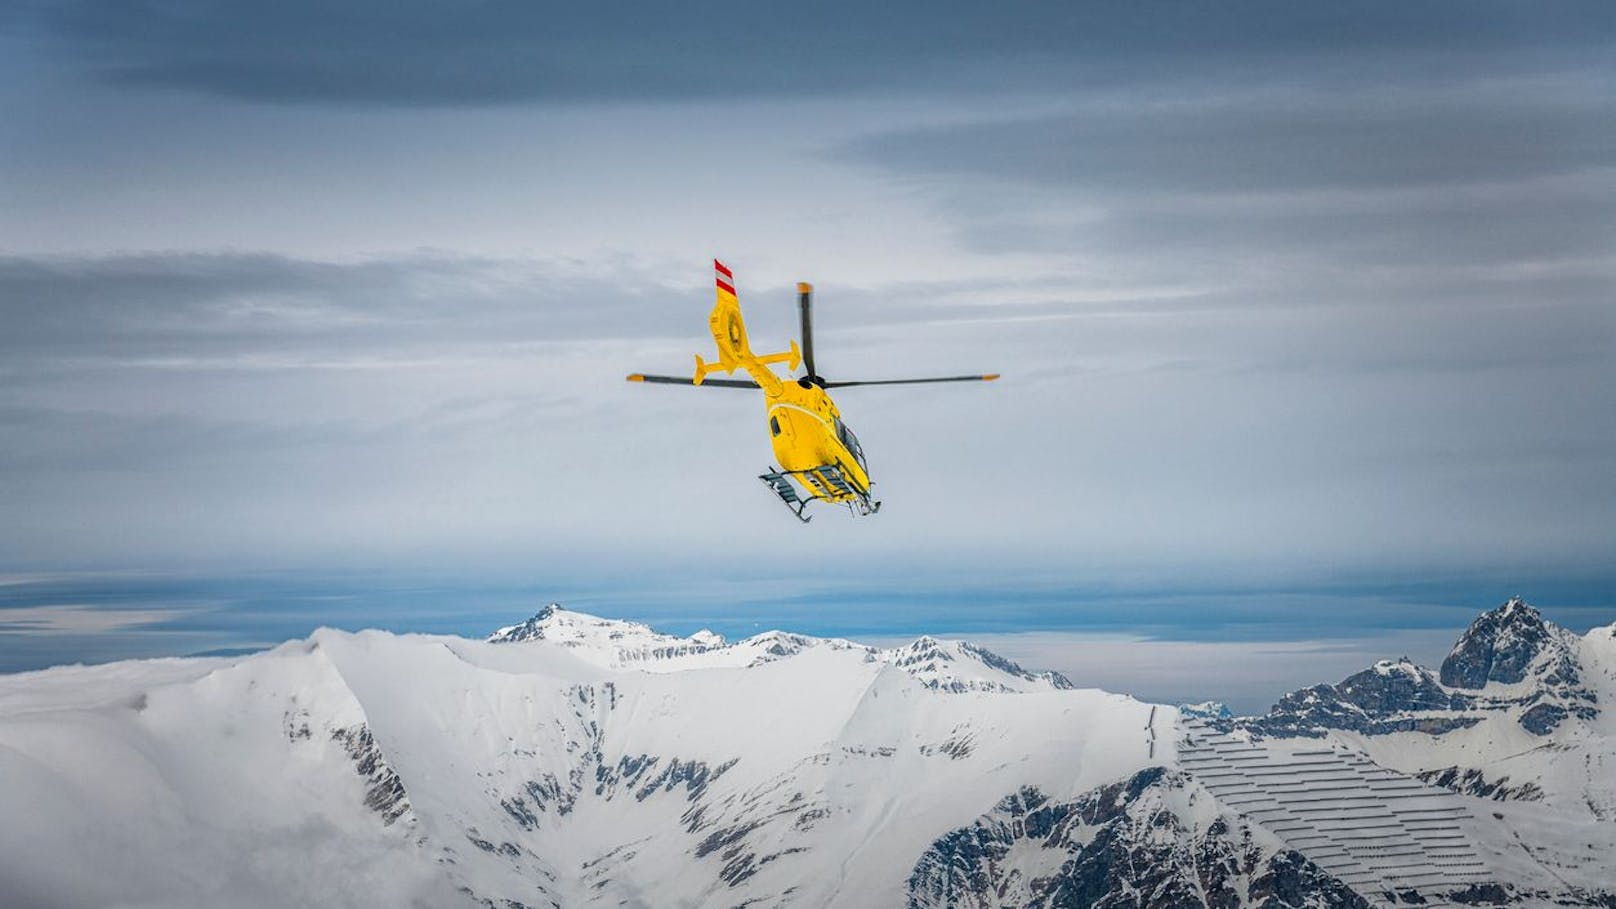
[763,379,871,503]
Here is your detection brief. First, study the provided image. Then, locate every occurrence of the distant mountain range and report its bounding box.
[0,598,1610,908]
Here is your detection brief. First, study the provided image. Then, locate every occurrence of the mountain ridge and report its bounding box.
[488,603,1075,692]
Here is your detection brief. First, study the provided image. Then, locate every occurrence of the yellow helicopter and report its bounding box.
[628,260,999,522]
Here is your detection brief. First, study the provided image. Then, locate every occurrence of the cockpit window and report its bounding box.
[833,418,867,473]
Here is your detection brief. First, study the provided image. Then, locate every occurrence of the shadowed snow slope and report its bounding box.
[0,602,1611,908]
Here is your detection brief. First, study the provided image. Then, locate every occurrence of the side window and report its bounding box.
[835,419,867,472]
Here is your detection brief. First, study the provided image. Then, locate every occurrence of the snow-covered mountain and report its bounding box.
[0,600,1611,908]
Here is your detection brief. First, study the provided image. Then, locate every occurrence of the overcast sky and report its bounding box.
[1,2,1612,703]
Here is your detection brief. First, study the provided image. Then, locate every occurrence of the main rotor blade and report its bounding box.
[823,374,1000,388]
[627,373,759,389]
[797,282,817,381]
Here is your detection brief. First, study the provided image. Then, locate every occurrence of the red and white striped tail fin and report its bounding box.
[714,258,737,299]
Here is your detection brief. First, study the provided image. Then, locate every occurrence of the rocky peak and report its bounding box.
[1335,658,1457,714]
[688,629,724,647]
[1440,596,1555,689]
[485,606,728,666]
[486,604,562,643]
[881,636,1073,692]
[887,636,951,665]
[739,630,828,663]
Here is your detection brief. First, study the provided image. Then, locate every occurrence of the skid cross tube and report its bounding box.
[759,464,880,523]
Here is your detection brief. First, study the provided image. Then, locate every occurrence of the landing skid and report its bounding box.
[758,465,880,523]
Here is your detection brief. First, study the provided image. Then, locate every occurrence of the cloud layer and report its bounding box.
[2,243,1610,585]
[18,1,1615,105]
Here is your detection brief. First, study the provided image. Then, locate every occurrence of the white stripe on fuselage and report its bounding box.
[768,402,833,434]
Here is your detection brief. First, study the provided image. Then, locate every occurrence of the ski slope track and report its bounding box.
[0,600,1611,908]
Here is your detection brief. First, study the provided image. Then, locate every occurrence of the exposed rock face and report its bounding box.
[332,724,413,826]
[1241,661,1482,739]
[1337,659,1464,714]
[1519,702,1570,735]
[1413,767,1543,802]
[1441,597,1559,689]
[906,769,1370,909]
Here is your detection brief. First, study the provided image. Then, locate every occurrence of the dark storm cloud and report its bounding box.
[19,0,1616,106]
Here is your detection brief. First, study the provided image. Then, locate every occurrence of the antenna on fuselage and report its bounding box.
[797,282,819,385]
